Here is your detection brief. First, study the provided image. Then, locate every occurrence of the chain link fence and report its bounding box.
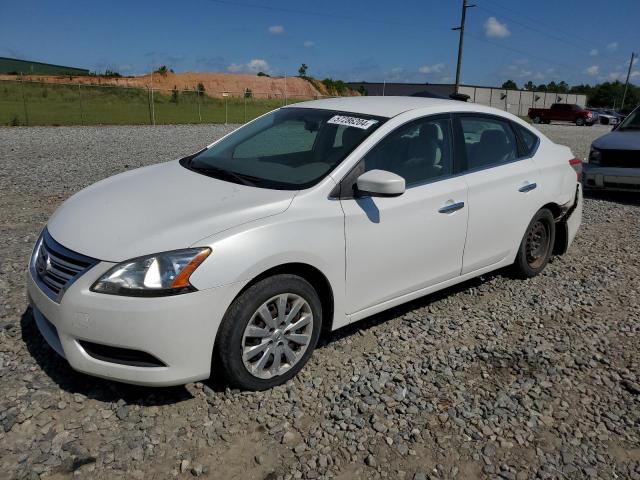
[0,78,328,126]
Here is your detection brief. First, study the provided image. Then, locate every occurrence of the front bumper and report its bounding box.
[583,165,640,192]
[27,262,242,386]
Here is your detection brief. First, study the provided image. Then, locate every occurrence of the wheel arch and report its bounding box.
[232,262,335,335]
[539,202,569,255]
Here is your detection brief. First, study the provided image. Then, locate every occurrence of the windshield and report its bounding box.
[186,108,386,189]
[617,107,640,131]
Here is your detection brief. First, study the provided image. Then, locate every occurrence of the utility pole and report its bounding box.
[621,52,636,111]
[453,0,475,94]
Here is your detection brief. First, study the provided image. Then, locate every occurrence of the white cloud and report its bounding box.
[268,25,284,35]
[584,65,600,76]
[607,69,640,81]
[484,17,510,38]
[606,42,618,51]
[418,63,445,74]
[303,40,315,48]
[589,49,599,56]
[504,60,537,79]
[227,58,271,74]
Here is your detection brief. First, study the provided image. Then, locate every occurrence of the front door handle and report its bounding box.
[438,201,465,214]
[518,182,537,193]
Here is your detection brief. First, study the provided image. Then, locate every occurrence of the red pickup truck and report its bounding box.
[528,103,597,126]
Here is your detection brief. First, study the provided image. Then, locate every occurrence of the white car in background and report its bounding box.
[27,97,583,390]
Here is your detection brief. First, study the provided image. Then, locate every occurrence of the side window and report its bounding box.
[233,120,317,159]
[359,117,453,187]
[460,116,518,170]
[514,124,539,157]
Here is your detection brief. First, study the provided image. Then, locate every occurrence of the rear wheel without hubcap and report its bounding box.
[525,220,550,269]
[512,209,555,278]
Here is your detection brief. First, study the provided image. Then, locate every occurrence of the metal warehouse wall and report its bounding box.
[348,82,587,117]
[459,86,587,116]
[0,57,89,76]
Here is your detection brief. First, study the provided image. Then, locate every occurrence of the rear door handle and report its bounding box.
[438,201,465,214]
[518,182,537,193]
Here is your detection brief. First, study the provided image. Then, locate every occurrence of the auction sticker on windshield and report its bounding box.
[327,115,378,130]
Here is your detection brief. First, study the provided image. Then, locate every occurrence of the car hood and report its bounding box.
[592,130,640,150]
[47,160,296,262]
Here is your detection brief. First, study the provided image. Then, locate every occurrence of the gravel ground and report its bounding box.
[1,123,639,480]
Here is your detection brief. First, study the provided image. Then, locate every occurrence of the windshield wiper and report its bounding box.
[191,165,258,186]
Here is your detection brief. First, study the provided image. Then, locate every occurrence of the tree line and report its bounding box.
[501,79,639,111]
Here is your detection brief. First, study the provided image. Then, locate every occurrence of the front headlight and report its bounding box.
[589,147,601,164]
[91,248,211,296]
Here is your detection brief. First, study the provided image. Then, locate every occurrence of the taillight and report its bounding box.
[569,158,582,181]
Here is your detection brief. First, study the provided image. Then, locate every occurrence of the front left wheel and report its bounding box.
[213,274,322,390]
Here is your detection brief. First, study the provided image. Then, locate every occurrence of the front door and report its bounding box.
[341,115,468,315]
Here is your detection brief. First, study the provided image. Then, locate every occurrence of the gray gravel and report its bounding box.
[535,123,612,161]
[1,123,639,480]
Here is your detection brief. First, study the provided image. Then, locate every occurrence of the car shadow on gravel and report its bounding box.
[584,189,640,206]
[20,307,194,405]
[319,270,503,347]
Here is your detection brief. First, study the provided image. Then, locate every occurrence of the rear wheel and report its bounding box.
[512,209,555,278]
[214,274,322,390]
[533,116,541,124]
[575,117,585,126]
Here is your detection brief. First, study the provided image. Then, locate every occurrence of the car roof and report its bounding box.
[285,96,463,118]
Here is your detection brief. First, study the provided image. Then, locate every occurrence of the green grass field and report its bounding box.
[0,80,307,126]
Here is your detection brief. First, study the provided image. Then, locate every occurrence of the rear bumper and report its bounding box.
[26,264,242,386]
[583,165,640,192]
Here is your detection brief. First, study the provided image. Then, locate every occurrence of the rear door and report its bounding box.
[455,114,542,274]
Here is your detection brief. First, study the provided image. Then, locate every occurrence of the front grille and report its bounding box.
[31,230,98,302]
[600,149,640,168]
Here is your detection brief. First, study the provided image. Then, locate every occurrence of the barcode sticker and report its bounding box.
[327,115,378,130]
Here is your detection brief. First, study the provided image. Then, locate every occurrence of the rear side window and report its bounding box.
[460,116,518,170]
[514,124,539,157]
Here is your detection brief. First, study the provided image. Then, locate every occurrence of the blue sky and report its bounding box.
[1,0,638,87]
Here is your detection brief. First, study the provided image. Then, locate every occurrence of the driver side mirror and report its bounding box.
[355,169,405,197]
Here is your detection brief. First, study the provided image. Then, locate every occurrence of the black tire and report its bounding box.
[533,116,541,124]
[575,117,585,126]
[512,209,556,279]
[213,274,322,390]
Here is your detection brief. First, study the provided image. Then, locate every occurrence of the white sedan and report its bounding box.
[27,97,583,390]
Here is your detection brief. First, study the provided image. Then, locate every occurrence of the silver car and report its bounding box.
[584,105,640,192]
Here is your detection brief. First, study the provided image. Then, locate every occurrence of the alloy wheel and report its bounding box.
[241,293,313,379]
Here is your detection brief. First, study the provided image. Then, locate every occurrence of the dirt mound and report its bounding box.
[0,71,330,99]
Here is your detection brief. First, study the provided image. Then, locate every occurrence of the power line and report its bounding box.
[467,31,586,73]
[478,0,631,63]
[206,0,447,30]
